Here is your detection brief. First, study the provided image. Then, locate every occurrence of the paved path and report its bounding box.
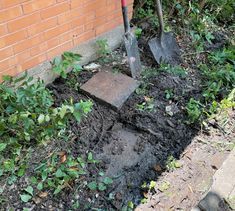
[193,149,235,210]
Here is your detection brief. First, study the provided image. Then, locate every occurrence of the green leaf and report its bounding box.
[24,186,33,196]
[128,201,134,209]
[98,183,106,191]
[0,169,3,177]
[149,181,156,189]
[55,168,65,178]
[37,182,43,191]
[20,194,32,203]
[88,152,93,161]
[38,114,45,124]
[2,75,12,82]
[17,167,26,177]
[30,177,37,184]
[53,57,61,66]
[159,181,170,192]
[53,186,62,195]
[87,181,97,191]
[0,187,4,194]
[103,177,113,185]
[7,175,17,185]
[0,143,7,152]
[99,172,104,176]
[59,105,67,119]
[73,64,82,72]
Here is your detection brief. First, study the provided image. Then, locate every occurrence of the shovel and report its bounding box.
[121,0,142,79]
[148,0,181,65]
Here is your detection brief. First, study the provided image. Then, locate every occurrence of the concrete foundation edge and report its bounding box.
[20,25,124,85]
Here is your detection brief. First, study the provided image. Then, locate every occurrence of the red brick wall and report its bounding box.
[0,0,134,81]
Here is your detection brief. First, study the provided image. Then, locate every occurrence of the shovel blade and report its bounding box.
[148,32,181,65]
[124,32,142,79]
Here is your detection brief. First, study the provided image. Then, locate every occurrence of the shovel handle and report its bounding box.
[156,0,164,33]
[121,0,130,33]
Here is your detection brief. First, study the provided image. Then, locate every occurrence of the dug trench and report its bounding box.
[46,60,201,210]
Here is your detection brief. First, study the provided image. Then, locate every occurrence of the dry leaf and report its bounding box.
[58,151,67,163]
[153,164,162,172]
[144,96,151,102]
[38,192,48,198]
[143,192,148,198]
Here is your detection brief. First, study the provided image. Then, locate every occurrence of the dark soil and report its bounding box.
[1,22,234,211]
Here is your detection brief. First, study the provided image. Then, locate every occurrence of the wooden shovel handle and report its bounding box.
[156,0,164,33]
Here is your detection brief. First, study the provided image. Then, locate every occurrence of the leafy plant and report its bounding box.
[0,73,92,183]
[96,39,111,62]
[34,152,87,195]
[166,155,182,171]
[134,27,143,39]
[186,98,203,123]
[165,89,174,100]
[87,176,113,192]
[159,64,187,78]
[136,96,155,112]
[52,52,82,79]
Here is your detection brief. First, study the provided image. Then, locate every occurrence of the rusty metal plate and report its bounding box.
[80,70,139,109]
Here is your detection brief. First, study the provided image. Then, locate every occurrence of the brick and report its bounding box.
[0,57,16,70]
[59,26,84,44]
[30,42,48,56]
[96,20,119,36]
[1,0,28,8]
[28,17,57,36]
[44,22,70,40]
[15,50,31,64]
[0,46,13,61]
[23,0,56,14]
[73,30,95,46]
[47,41,73,59]
[0,30,27,48]
[0,24,7,37]
[71,0,85,9]
[85,22,94,31]
[41,2,70,20]
[47,37,60,50]
[13,33,44,54]
[94,17,107,27]
[21,53,47,70]
[57,7,84,24]
[70,17,85,29]
[8,13,41,33]
[0,6,22,23]
[107,10,122,22]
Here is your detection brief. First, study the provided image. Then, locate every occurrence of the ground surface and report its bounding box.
[1,20,235,211]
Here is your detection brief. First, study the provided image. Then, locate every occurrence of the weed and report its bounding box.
[134,27,143,39]
[136,96,155,112]
[159,64,187,78]
[166,155,182,171]
[165,89,174,100]
[96,39,111,63]
[158,181,170,192]
[34,152,90,195]
[0,72,92,192]
[186,98,203,123]
[52,52,82,79]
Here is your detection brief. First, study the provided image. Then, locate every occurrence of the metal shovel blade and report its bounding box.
[148,31,181,65]
[124,32,142,79]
